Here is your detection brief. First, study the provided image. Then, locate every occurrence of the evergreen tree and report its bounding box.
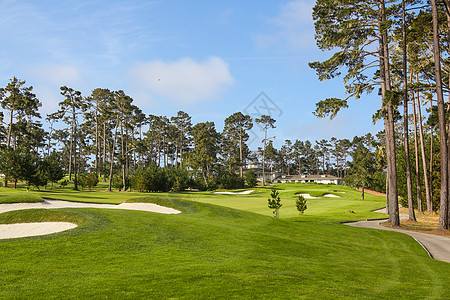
[223,112,253,176]
[255,115,276,186]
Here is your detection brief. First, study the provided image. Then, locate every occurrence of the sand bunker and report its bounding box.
[296,193,340,199]
[296,193,319,199]
[0,200,181,215]
[0,222,78,239]
[323,194,340,198]
[0,200,181,240]
[213,190,254,195]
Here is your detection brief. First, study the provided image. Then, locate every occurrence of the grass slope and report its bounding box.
[0,186,449,298]
[0,189,44,204]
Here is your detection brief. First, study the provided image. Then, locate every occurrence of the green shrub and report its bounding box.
[296,195,307,215]
[268,188,282,218]
[218,170,244,190]
[244,169,257,187]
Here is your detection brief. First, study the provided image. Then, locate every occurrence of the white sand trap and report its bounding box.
[213,190,254,195]
[295,193,340,199]
[323,194,340,198]
[296,193,319,199]
[0,200,181,240]
[0,222,77,239]
[0,200,181,215]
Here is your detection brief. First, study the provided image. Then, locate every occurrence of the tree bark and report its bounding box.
[68,125,73,182]
[239,125,243,177]
[402,0,416,221]
[380,0,399,226]
[73,114,78,191]
[108,118,120,192]
[411,82,423,213]
[415,82,432,213]
[262,128,267,186]
[431,0,449,228]
[102,122,107,182]
[121,125,126,192]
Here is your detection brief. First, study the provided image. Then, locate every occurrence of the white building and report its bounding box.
[274,174,343,185]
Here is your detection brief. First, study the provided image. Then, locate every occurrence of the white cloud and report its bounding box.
[129,57,234,105]
[28,64,80,86]
[256,0,315,51]
[34,86,61,115]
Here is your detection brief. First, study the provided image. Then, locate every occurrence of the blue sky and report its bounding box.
[0,0,383,149]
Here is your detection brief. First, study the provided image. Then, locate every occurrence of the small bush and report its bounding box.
[296,195,307,215]
[268,188,282,218]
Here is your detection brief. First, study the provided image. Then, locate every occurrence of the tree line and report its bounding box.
[310,0,450,229]
[0,78,366,192]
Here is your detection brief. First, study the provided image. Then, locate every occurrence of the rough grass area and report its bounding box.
[0,191,44,204]
[398,208,450,238]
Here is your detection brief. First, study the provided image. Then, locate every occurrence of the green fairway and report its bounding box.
[37,183,387,221]
[0,183,448,298]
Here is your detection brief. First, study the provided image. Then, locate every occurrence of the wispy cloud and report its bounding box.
[255,0,315,51]
[27,64,81,86]
[129,57,234,106]
[0,1,164,66]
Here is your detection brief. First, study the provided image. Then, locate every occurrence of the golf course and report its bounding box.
[0,183,449,299]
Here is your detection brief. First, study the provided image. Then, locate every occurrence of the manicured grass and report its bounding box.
[0,183,448,298]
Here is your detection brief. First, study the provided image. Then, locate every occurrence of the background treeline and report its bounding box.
[0,76,438,200]
[0,79,368,192]
[0,82,260,191]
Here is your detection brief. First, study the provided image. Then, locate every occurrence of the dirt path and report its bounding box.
[345,208,450,264]
[356,188,386,197]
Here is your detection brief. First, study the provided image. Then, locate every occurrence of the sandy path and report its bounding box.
[0,200,181,240]
[345,208,450,263]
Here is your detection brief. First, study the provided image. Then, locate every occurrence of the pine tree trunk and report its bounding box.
[73,111,78,191]
[262,128,267,186]
[445,0,450,227]
[402,0,416,221]
[93,97,99,173]
[430,105,433,202]
[380,0,399,226]
[415,84,432,213]
[411,81,423,213]
[239,126,243,177]
[108,119,120,192]
[122,126,126,192]
[68,129,73,181]
[431,0,449,228]
[103,122,107,182]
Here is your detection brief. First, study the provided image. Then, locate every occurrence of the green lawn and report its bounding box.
[0,183,448,298]
[0,189,44,204]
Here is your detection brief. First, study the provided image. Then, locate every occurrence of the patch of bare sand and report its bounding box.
[213,190,254,195]
[0,222,77,239]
